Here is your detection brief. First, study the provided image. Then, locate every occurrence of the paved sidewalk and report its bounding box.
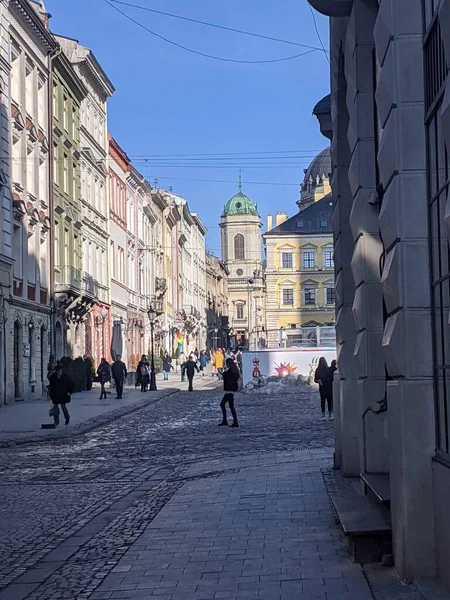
[94,450,373,600]
[0,374,219,445]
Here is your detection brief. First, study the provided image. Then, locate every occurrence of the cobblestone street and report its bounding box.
[0,385,429,600]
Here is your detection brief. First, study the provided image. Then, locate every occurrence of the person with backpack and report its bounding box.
[97,358,111,400]
[182,356,200,392]
[218,357,240,428]
[137,356,150,392]
[199,350,208,376]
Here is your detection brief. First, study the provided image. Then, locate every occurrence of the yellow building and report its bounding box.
[263,148,334,348]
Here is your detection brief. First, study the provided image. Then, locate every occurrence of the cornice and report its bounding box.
[10,0,56,53]
[53,46,88,103]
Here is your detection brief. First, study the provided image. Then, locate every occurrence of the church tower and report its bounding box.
[220,179,264,349]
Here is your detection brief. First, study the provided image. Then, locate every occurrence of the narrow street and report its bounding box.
[0,385,424,600]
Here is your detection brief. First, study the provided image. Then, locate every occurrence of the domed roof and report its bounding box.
[303,147,331,186]
[222,190,258,217]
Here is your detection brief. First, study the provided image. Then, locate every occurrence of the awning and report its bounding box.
[111,322,123,360]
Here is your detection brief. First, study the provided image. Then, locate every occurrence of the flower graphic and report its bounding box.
[274,362,297,378]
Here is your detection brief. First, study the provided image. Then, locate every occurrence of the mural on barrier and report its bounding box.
[242,349,336,385]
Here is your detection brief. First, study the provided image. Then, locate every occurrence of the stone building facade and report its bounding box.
[108,134,130,364]
[51,46,87,359]
[220,184,264,349]
[263,150,335,348]
[9,0,55,400]
[57,35,114,367]
[308,0,450,589]
[205,252,229,350]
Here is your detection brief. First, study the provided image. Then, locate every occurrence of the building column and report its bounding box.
[376,0,436,579]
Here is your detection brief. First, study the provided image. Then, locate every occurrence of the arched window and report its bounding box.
[236,303,244,320]
[234,234,245,260]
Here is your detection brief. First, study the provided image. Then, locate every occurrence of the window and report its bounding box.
[13,224,22,279]
[63,93,68,131]
[304,288,316,306]
[303,251,315,269]
[64,228,69,266]
[63,154,69,193]
[282,289,294,306]
[425,12,450,456]
[281,252,293,269]
[326,288,335,304]
[234,234,245,260]
[296,220,304,228]
[323,250,334,268]
[236,303,244,320]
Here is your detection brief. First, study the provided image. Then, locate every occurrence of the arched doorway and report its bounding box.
[13,320,21,398]
[55,321,63,360]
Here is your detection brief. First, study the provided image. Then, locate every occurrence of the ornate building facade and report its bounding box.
[9,0,55,400]
[263,149,335,348]
[57,35,114,367]
[52,45,87,359]
[220,183,264,349]
[205,252,229,350]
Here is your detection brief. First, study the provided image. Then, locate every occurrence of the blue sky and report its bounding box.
[46,0,330,253]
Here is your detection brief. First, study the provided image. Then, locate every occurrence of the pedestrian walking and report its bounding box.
[178,351,187,382]
[213,348,224,379]
[199,350,208,376]
[314,357,334,421]
[218,358,240,428]
[182,356,200,392]
[49,363,74,426]
[162,352,173,381]
[84,355,93,391]
[97,358,111,399]
[137,355,150,392]
[111,355,127,399]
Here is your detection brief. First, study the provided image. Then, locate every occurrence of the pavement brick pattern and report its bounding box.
[0,386,434,600]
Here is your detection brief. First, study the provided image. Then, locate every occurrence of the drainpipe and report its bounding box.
[48,44,62,360]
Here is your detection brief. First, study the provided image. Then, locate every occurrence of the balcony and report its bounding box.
[82,272,99,297]
[55,266,82,293]
[127,289,138,307]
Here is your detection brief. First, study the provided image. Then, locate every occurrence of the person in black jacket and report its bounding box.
[111,355,127,399]
[219,358,240,428]
[314,357,334,421]
[49,363,74,426]
[182,357,199,392]
[162,352,173,381]
[97,358,111,399]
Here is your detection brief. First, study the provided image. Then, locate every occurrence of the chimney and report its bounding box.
[275,212,288,226]
[267,214,273,231]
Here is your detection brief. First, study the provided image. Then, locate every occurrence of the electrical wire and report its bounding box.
[104,0,319,64]
[308,3,330,65]
[107,0,327,53]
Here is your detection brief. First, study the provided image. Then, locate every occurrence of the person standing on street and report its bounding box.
[178,351,187,382]
[182,356,200,392]
[97,358,111,399]
[162,352,173,381]
[314,357,334,421]
[219,358,240,428]
[213,348,224,379]
[49,363,74,426]
[84,355,93,391]
[111,355,127,399]
[199,350,208,376]
[137,355,150,392]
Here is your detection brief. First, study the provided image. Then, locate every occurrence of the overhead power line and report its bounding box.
[308,3,330,65]
[108,0,327,53]
[104,0,319,64]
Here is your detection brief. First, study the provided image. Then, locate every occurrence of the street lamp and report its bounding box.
[147,305,157,391]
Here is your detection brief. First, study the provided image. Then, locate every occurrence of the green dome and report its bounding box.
[222,191,258,216]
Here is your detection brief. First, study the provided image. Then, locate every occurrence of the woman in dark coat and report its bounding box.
[219,358,240,428]
[314,357,334,421]
[97,358,111,399]
[137,355,150,392]
[49,363,74,426]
